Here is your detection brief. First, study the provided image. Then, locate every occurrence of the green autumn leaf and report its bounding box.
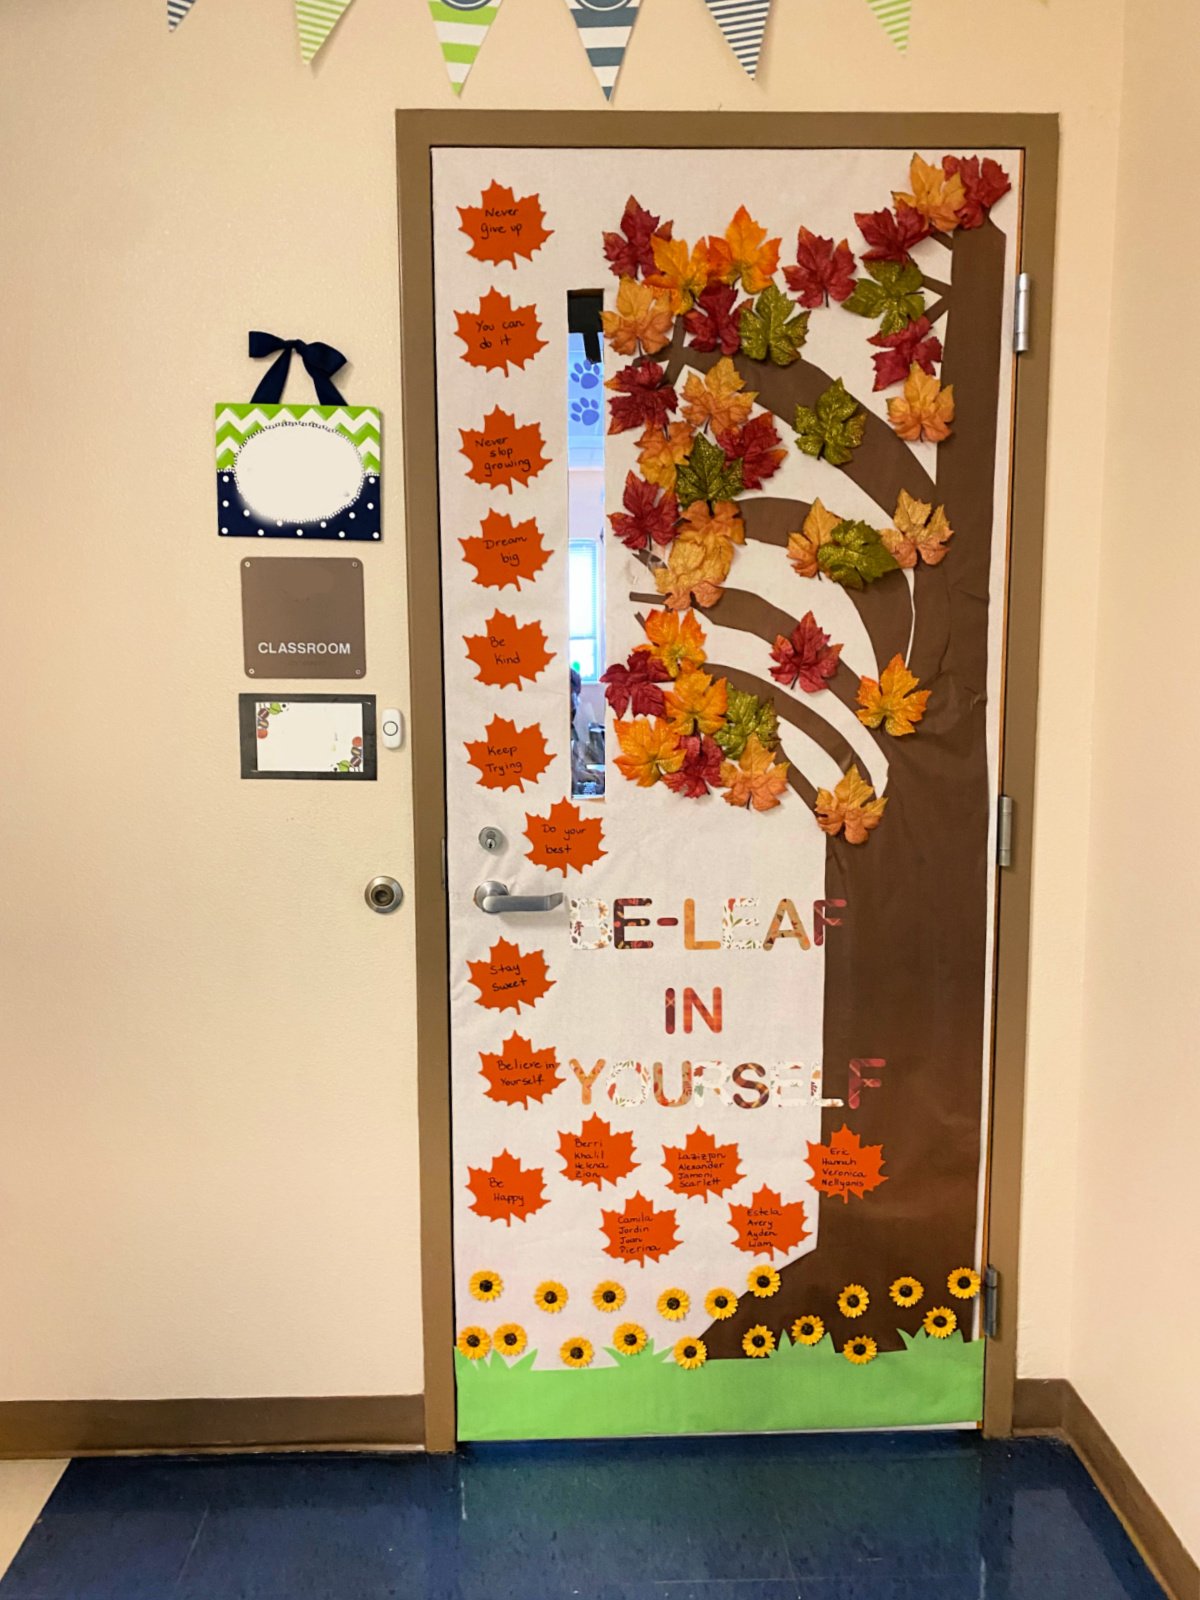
[842,260,926,336]
[674,432,745,507]
[269,702,283,714]
[794,379,867,467]
[816,520,899,590]
[713,686,779,759]
[738,285,810,368]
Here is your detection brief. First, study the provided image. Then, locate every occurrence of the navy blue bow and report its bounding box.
[248,331,347,405]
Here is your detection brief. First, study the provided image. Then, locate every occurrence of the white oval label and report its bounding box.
[235,422,364,524]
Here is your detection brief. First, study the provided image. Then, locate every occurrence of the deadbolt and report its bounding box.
[364,875,403,914]
[479,826,505,853]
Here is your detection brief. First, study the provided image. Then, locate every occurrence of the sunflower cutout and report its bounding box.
[843,1335,878,1365]
[613,1321,647,1356]
[561,1336,594,1368]
[837,1284,869,1318]
[924,1306,957,1339]
[742,1325,775,1358]
[657,1288,690,1321]
[674,1336,707,1370]
[494,1323,527,1358]
[948,1267,981,1300]
[457,1326,491,1361]
[705,1287,738,1320]
[792,1315,824,1346]
[592,1280,626,1313]
[889,1276,923,1308]
[534,1281,568,1314]
[469,1270,503,1303]
[747,1266,780,1298]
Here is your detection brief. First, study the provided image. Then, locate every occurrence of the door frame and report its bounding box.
[395,109,1058,1452]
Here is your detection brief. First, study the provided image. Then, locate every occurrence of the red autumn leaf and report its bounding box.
[558,1113,638,1189]
[662,733,724,798]
[769,611,843,692]
[715,412,786,491]
[464,612,554,692]
[728,1183,811,1259]
[600,1191,681,1267]
[868,315,944,392]
[682,282,744,355]
[460,406,550,494]
[609,471,679,551]
[606,361,678,435]
[465,1148,549,1225]
[783,226,857,308]
[479,1032,562,1107]
[454,288,547,374]
[805,1123,888,1203]
[854,204,930,263]
[460,511,552,591]
[599,650,671,717]
[662,1126,744,1202]
[603,195,673,280]
[467,936,554,1013]
[458,181,552,267]
[523,798,606,876]
[943,154,1011,230]
[464,715,552,792]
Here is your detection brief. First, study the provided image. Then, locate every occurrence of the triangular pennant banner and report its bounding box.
[702,0,772,77]
[167,0,198,30]
[563,0,641,100]
[428,0,505,96]
[863,0,911,51]
[295,0,355,63]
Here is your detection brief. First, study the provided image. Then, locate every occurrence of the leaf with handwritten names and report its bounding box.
[663,1127,744,1203]
[523,798,606,876]
[458,181,552,267]
[465,715,552,791]
[558,1114,638,1190]
[805,1124,888,1203]
[460,511,551,591]
[460,407,550,494]
[465,1149,549,1225]
[464,612,554,691]
[467,937,554,1014]
[600,1191,681,1267]
[728,1184,810,1259]
[479,1033,562,1107]
[454,288,546,374]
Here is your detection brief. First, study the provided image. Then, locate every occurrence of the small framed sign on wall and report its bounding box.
[238,694,377,780]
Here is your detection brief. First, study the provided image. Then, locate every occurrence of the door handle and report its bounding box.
[473,880,564,915]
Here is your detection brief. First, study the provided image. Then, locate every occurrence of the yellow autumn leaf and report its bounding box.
[880,489,954,569]
[637,421,695,491]
[654,524,735,611]
[678,497,745,548]
[646,236,710,314]
[710,206,781,294]
[601,277,675,357]
[887,364,955,443]
[664,669,728,737]
[893,154,966,234]
[814,765,887,844]
[720,734,789,812]
[787,498,843,580]
[855,654,931,737]
[636,607,707,678]
[614,717,686,786]
[681,356,756,436]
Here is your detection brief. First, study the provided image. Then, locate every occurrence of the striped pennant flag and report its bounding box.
[863,0,911,51]
[563,0,642,100]
[428,0,506,96]
[702,0,772,77]
[167,0,198,30]
[295,0,356,62]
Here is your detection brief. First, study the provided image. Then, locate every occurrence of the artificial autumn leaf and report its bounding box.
[606,360,678,434]
[888,364,955,443]
[814,765,887,844]
[856,653,931,737]
[467,936,554,1013]
[524,798,607,876]
[715,413,786,491]
[712,206,781,294]
[942,154,1011,229]
[880,489,954,569]
[728,1183,810,1258]
[646,234,711,313]
[712,687,778,760]
[816,520,898,591]
[794,379,866,466]
[460,406,551,493]
[458,181,552,267]
[787,499,843,580]
[681,357,756,436]
[738,285,809,367]
[893,154,966,234]
[683,282,744,356]
[674,433,745,508]
[460,511,552,591]
[479,1032,562,1107]
[637,421,695,492]
[855,204,930,263]
[464,715,552,791]
[770,611,843,692]
[784,227,857,307]
[609,471,679,551]
[454,288,546,374]
[868,315,943,392]
[636,607,707,679]
[842,260,926,336]
[464,611,554,690]
[720,733,789,812]
[600,1191,681,1266]
[662,733,724,797]
[603,195,673,279]
[465,1149,549,1225]
[602,278,674,356]
[614,717,685,786]
[664,668,728,737]
[678,496,744,548]
[600,649,671,717]
[558,1114,638,1189]
[654,529,734,610]
[805,1124,888,1202]
[663,1127,744,1202]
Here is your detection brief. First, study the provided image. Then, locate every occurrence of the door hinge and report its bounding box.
[1013,272,1031,354]
[983,1265,1000,1338]
[997,794,1014,868]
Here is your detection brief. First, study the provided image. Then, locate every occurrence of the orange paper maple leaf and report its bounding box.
[454,288,547,375]
[479,1033,562,1107]
[728,1184,810,1259]
[523,798,606,876]
[465,1148,549,1225]
[600,1191,681,1267]
[458,181,552,267]
[662,1127,744,1203]
[464,612,554,691]
[805,1124,888,1203]
[467,937,554,1014]
[465,715,552,792]
[460,407,550,494]
[460,511,552,591]
[558,1114,638,1190]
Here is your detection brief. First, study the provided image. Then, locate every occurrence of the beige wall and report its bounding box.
[0,0,1126,1409]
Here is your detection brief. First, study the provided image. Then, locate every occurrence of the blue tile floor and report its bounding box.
[0,1433,1164,1600]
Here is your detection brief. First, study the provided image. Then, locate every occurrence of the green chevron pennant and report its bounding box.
[428,0,506,96]
[862,0,910,50]
[295,0,356,63]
